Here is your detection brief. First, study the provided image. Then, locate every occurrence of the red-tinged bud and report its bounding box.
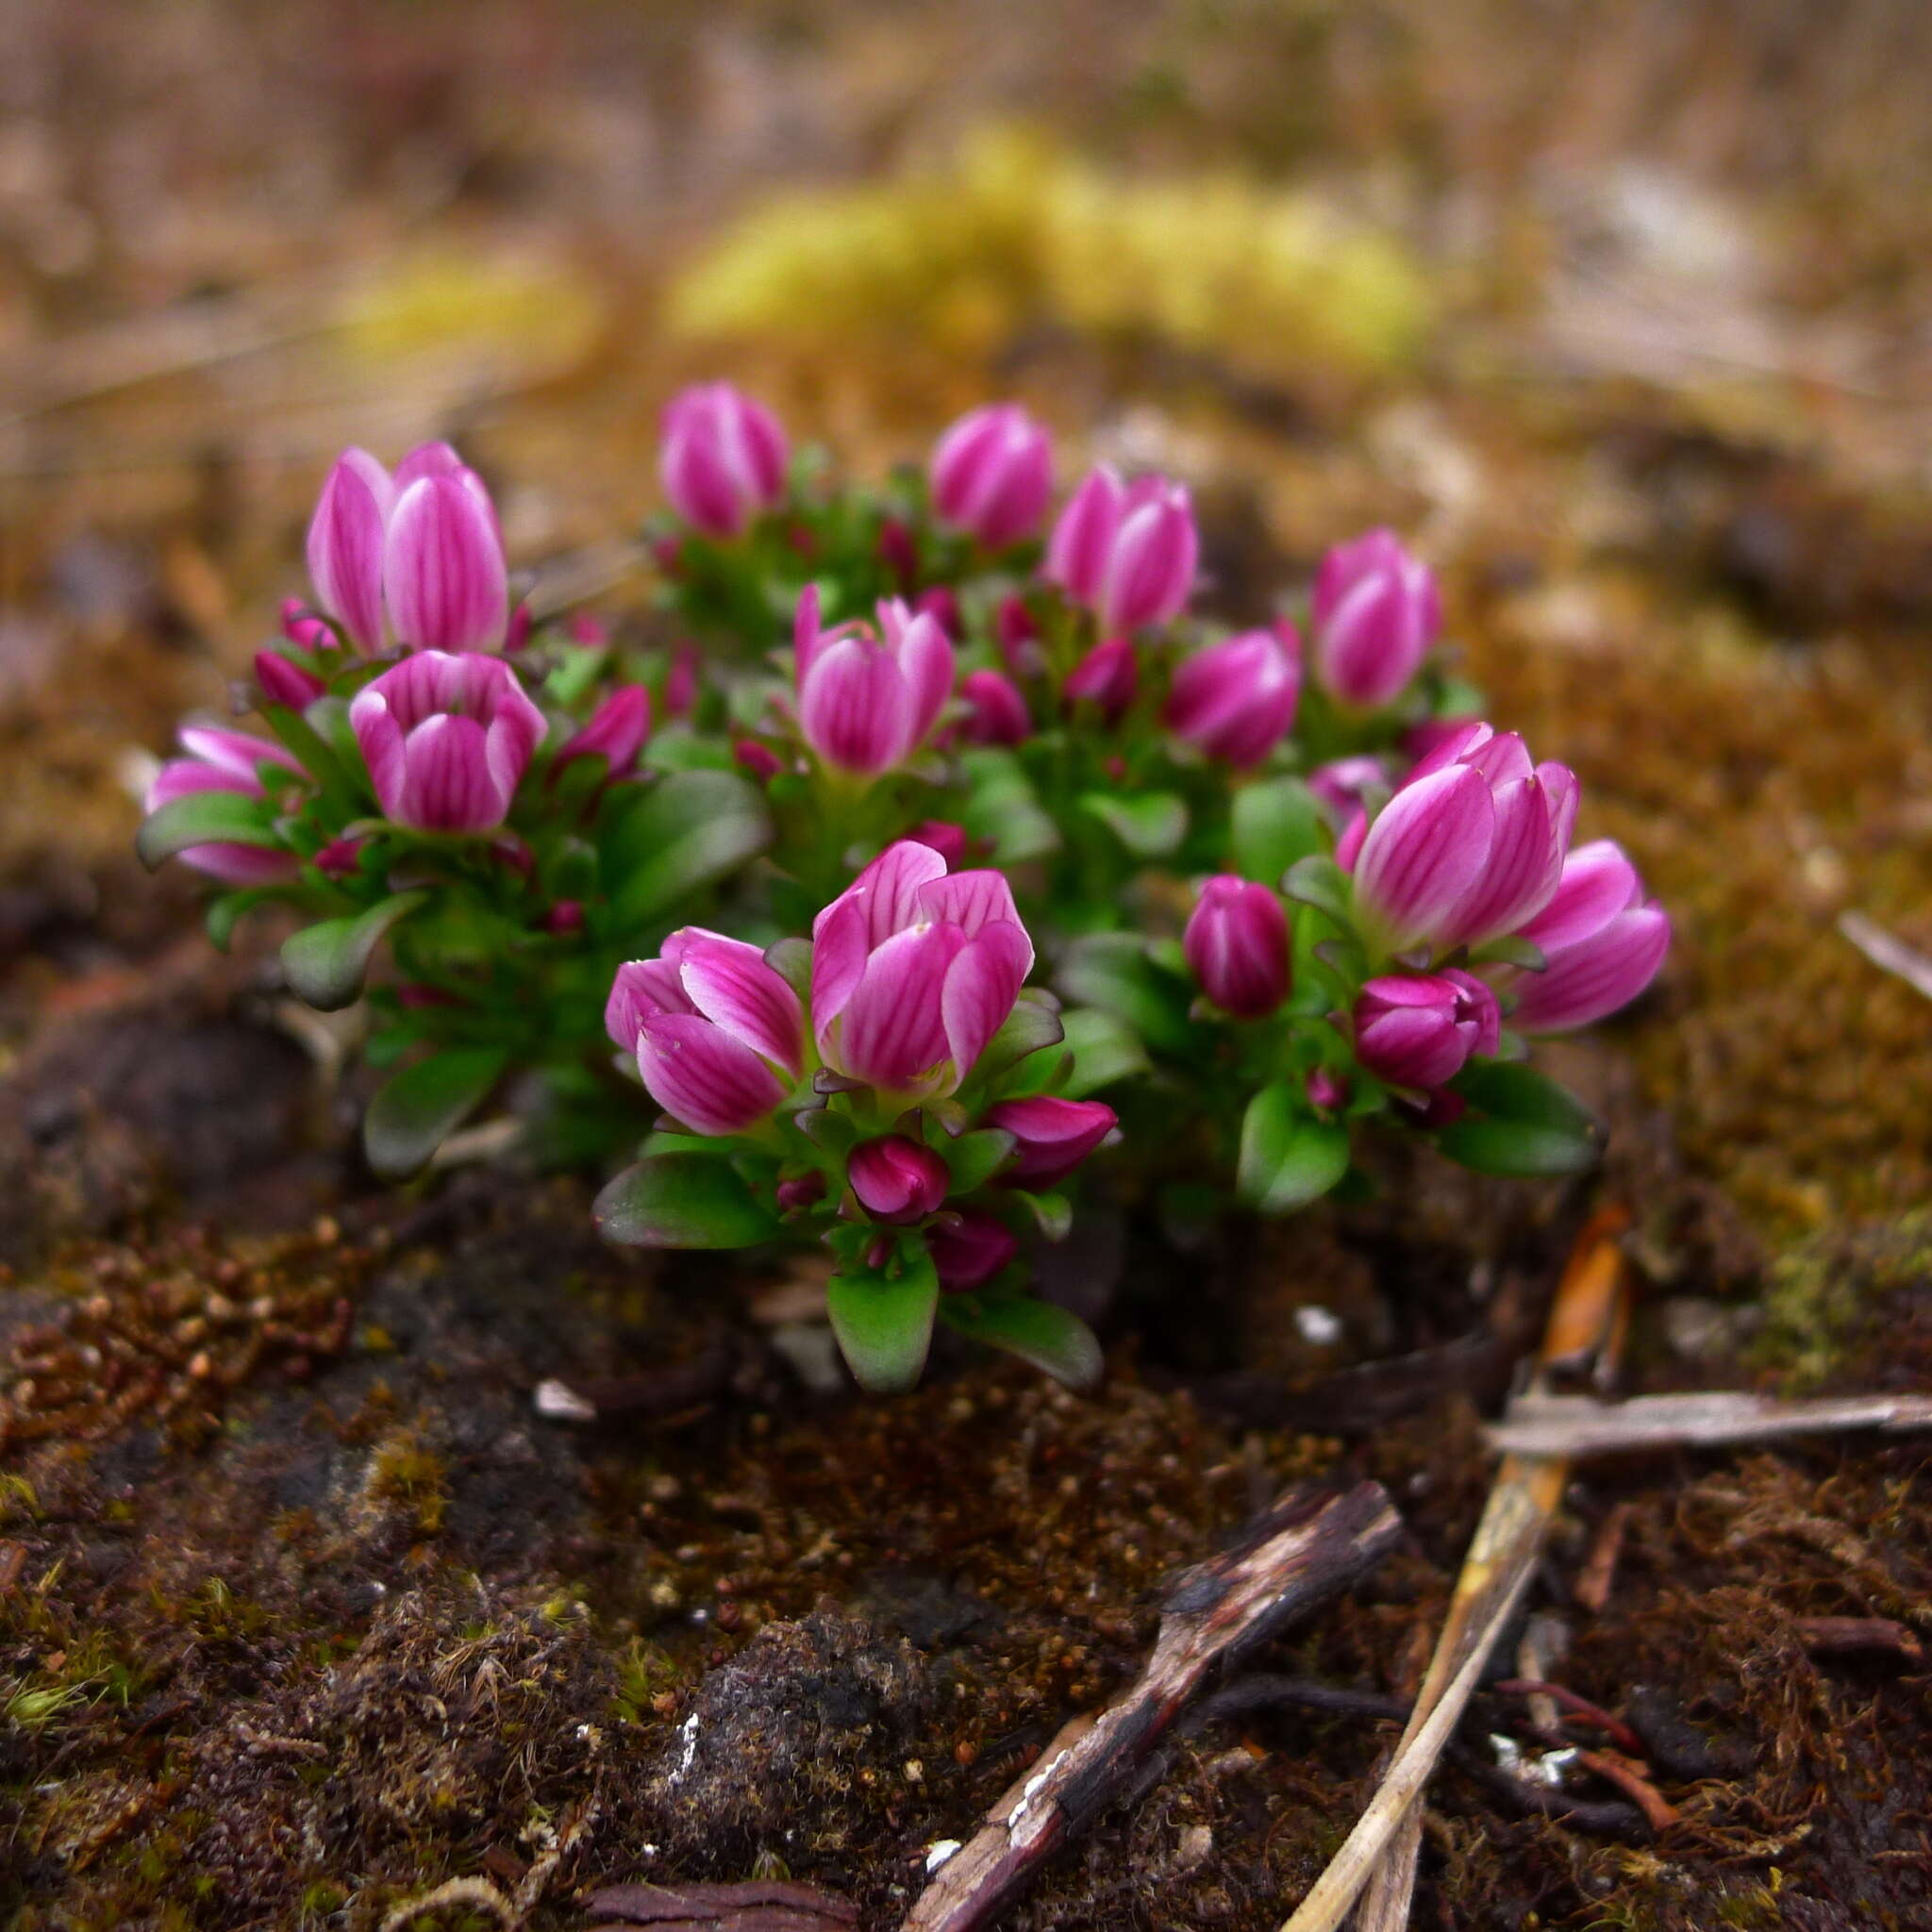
[255,648,325,708]
[543,899,586,935]
[925,1209,1018,1292]
[907,820,971,868]
[848,1135,952,1225]
[983,1096,1117,1187]
[995,595,1041,677]
[915,587,960,638]
[734,739,784,780]
[565,611,608,647]
[664,642,701,719]
[659,383,789,539]
[960,669,1031,745]
[1307,1067,1350,1114]
[313,835,365,881]
[1353,970,1499,1090]
[929,404,1053,549]
[554,686,651,781]
[1063,637,1137,724]
[1312,528,1441,709]
[396,984,464,1009]
[1045,466,1198,631]
[878,515,920,591]
[1165,622,1301,768]
[1184,875,1291,1020]
[775,1172,827,1215]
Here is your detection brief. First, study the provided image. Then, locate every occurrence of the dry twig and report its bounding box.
[1485,1389,1932,1458]
[903,1480,1402,1932]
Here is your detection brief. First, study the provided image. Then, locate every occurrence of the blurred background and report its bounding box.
[5,0,1932,1226]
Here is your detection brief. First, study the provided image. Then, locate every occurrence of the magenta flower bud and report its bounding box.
[1045,465,1198,631]
[1349,722,1577,957]
[848,1135,952,1225]
[734,739,784,781]
[1312,528,1441,708]
[1184,875,1291,1019]
[960,668,1031,746]
[1307,755,1392,829]
[811,840,1034,1100]
[915,587,961,639]
[793,587,955,779]
[255,648,325,708]
[926,1209,1018,1292]
[1508,841,1670,1033]
[503,602,533,653]
[907,820,971,868]
[1354,970,1499,1090]
[984,1096,1118,1188]
[659,382,788,540]
[1307,1067,1350,1113]
[565,611,608,647]
[664,641,701,718]
[607,927,805,1138]
[1063,637,1138,723]
[1404,714,1481,765]
[279,599,331,650]
[555,685,651,779]
[543,899,586,935]
[775,1172,827,1215]
[384,471,509,652]
[995,595,1041,677]
[349,650,545,834]
[1165,622,1301,768]
[313,834,365,881]
[144,725,304,886]
[306,447,392,653]
[877,515,920,591]
[929,404,1053,549]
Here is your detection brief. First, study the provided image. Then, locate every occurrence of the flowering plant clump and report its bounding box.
[139,390,1669,1390]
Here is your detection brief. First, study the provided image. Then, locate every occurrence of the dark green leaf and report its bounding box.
[958,748,1058,862]
[1015,1191,1073,1241]
[1232,777,1325,886]
[280,890,429,1011]
[136,790,280,870]
[1436,1061,1602,1177]
[1468,934,1547,972]
[943,1128,1016,1193]
[1080,790,1188,858]
[826,1252,940,1392]
[1056,1008,1151,1096]
[939,1295,1102,1389]
[259,703,358,808]
[763,935,813,999]
[605,770,773,930]
[1237,1082,1351,1214]
[1281,854,1353,924]
[363,1047,508,1180]
[1055,933,1194,1055]
[973,988,1065,1084]
[593,1152,781,1248]
[206,887,288,952]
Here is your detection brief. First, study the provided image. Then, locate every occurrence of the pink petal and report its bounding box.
[675,929,805,1074]
[1517,841,1641,952]
[1441,771,1566,945]
[1511,906,1670,1034]
[393,441,467,488]
[940,920,1032,1083]
[798,635,911,776]
[1353,763,1495,953]
[818,839,950,948]
[306,452,389,652]
[636,1012,787,1136]
[833,924,965,1089]
[395,714,504,831]
[809,892,873,1047]
[384,475,508,653]
[918,868,1028,952]
[1044,466,1123,606]
[892,609,956,745]
[606,958,694,1050]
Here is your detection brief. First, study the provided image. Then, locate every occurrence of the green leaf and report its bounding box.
[958,748,1058,862]
[1232,776,1325,886]
[1468,934,1547,972]
[259,703,358,808]
[1056,1008,1151,1097]
[974,988,1065,1084]
[280,891,429,1011]
[641,729,734,773]
[1281,854,1353,924]
[1055,933,1194,1056]
[363,1047,508,1180]
[136,790,280,870]
[1080,790,1188,858]
[1237,1082,1351,1214]
[939,1295,1102,1389]
[763,935,813,999]
[943,1128,1017,1193]
[826,1253,940,1392]
[593,1152,781,1248]
[605,770,773,930]
[1015,1191,1073,1241]
[206,887,287,952]
[1435,1061,1602,1177]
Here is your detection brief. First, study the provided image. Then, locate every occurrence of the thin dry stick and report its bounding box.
[1486,1389,1932,1458]
[1286,1207,1632,1932]
[1839,910,1932,1004]
[904,1480,1403,1932]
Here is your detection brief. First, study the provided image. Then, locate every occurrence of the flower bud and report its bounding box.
[929,404,1053,549]
[848,1136,952,1225]
[960,669,1031,746]
[143,725,304,886]
[906,820,971,868]
[555,685,651,780]
[663,641,701,718]
[255,648,325,708]
[1063,638,1137,723]
[1307,755,1391,829]
[1312,528,1441,708]
[1353,970,1499,1090]
[1165,623,1301,768]
[776,1172,827,1215]
[1508,841,1670,1033]
[995,595,1041,676]
[916,587,961,639]
[1184,876,1291,1019]
[659,383,789,539]
[1046,465,1197,631]
[925,1209,1018,1292]
[349,650,546,834]
[794,588,954,779]
[984,1096,1118,1188]
[279,599,330,649]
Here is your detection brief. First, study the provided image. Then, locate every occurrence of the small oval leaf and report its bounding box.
[363,1047,508,1180]
[592,1152,780,1249]
[281,891,429,1011]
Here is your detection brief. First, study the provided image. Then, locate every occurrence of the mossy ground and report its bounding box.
[7,4,1932,1927]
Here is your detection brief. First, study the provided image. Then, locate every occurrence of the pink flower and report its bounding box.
[929,404,1053,548]
[1063,638,1138,723]
[793,586,954,779]
[848,1136,952,1224]
[1165,623,1301,768]
[659,382,788,539]
[144,725,304,886]
[1346,723,1577,958]
[925,1209,1017,1291]
[554,686,651,780]
[606,928,806,1137]
[1353,970,1499,1090]
[1184,876,1291,1019]
[1507,841,1671,1033]
[1045,466,1198,631]
[960,669,1031,746]
[995,595,1042,676]
[255,648,325,708]
[810,840,1034,1099]
[349,650,546,834]
[984,1096,1118,1188]
[1312,528,1441,708]
[306,442,508,654]
[1307,754,1393,829]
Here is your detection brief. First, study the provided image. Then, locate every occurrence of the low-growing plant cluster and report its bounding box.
[139,388,1669,1389]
